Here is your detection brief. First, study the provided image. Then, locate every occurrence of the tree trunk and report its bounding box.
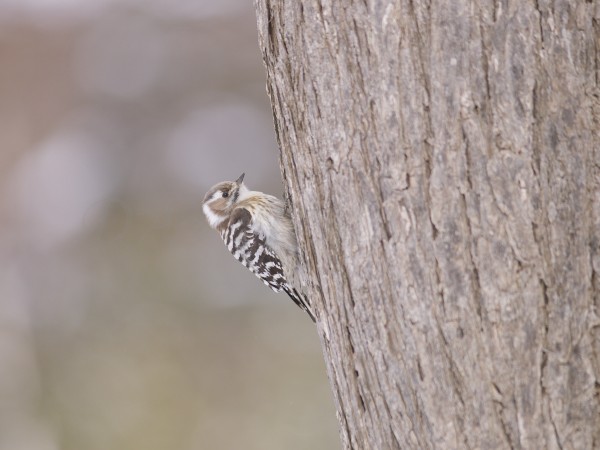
[254,0,600,448]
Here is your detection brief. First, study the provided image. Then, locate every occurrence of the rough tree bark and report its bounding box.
[254,1,600,449]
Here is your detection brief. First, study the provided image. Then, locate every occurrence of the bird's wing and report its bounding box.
[223,207,314,321]
[223,207,287,292]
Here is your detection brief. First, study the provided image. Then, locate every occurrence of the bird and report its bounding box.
[202,173,315,322]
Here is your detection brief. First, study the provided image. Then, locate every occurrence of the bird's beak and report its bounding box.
[235,173,245,185]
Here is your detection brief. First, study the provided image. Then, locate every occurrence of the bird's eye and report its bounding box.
[222,191,229,198]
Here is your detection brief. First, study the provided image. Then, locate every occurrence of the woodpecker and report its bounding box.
[202,173,315,322]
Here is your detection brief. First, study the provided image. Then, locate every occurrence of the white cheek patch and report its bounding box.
[203,203,226,228]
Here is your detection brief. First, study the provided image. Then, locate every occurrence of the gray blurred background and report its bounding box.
[0,1,338,449]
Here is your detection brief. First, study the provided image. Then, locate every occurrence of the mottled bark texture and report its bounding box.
[255,0,600,449]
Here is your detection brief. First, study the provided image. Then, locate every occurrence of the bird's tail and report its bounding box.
[283,286,315,322]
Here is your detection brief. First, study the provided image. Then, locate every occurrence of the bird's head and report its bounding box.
[202,173,246,229]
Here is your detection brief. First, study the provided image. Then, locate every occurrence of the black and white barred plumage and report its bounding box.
[203,173,314,322]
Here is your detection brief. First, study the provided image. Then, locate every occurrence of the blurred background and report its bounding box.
[0,1,338,449]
